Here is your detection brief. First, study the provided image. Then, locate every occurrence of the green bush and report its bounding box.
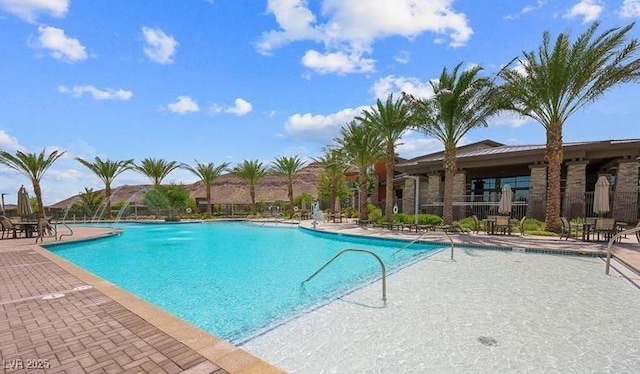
[522,218,545,232]
[394,213,443,225]
[367,204,383,223]
[456,216,475,231]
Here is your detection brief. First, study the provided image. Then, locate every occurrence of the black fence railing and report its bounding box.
[391,191,639,223]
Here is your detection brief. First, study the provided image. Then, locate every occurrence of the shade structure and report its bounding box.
[498,184,513,215]
[335,196,341,214]
[593,176,611,215]
[17,185,32,217]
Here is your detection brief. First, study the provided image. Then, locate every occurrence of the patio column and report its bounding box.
[402,178,416,215]
[453,171,467,220]
[612,158,639,223]
[426,172,442,216]
[562,160,588,219]
[527,164,547,220]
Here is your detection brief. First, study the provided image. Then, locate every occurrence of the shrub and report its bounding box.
[456,216,475,231]
[367,204,383,223]
[394,213,443,225]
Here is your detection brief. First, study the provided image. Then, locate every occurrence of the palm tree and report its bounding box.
[404,63,501,225]
[75,157,134,219]
[357,93,412,222]
[335,120,384,221]
[72,187,105,217]
[182,160,230,216]
[0,149,65,219]
[271,155,306,214]
[232,160,267,215]
[313,148,349,212]
[134,158,179,186]
[499,23,640,231]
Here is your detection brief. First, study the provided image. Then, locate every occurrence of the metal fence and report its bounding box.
[391,191,639,223]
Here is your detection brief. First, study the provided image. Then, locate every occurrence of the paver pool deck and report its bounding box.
[1,222,638,373]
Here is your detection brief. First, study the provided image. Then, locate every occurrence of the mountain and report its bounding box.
[48,163,323,209]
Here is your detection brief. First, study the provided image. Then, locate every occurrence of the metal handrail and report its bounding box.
[441,229,455,260]
[57,221,74,241]
[302,249,387,303]
[392,231,430,256]
[605,225,640,275]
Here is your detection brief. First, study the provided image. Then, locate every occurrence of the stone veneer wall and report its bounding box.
[612,159,639,223]
[425,173,442,216]
[402,178,416,215]
[562,161,587,218]
[527,165,547,220]
[453,172,466,220]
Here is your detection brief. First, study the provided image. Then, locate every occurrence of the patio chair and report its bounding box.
[593,218,616,242]
[493,216,511,235]
[0,216,22,239]
[517,216,527,236]
[559,217,574,240]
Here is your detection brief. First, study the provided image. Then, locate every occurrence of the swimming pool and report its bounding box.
[49,222,442,343]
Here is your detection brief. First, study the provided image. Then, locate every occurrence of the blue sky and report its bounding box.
[1,0,640,205]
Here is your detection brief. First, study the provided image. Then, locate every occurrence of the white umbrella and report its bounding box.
[17,185,33,217]
[593,176,610,216]
[335,196,341,214]
[498,184,513,215]
[301,199,307,212]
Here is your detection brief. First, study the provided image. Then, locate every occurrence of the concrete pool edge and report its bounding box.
[36,228,284,374]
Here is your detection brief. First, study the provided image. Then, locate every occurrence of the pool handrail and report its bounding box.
[605,225,640,275]
[302,248,387,303]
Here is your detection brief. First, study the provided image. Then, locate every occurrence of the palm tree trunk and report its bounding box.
[442,144,457,225]
[288,180,294,214]
[385,145,395,222]
[105,184,112,219]
[359,170,368,220]
[33,181,45,219]
[206,186,212,216]
[250,185,256,215]
[329,179,337,212]
[545,125,563,232]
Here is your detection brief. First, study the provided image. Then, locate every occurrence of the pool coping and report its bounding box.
[36,228,284,374]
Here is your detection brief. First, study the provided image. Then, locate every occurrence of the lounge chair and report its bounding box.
[516,216,527,236]
[559,217,575,240]
[471,215,484,234]
[0,216,21,239]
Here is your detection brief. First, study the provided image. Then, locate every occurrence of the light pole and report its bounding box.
[404,176,420,225]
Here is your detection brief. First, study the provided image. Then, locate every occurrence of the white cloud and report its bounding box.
[396,133,442,159]
[395,50,410,64]
[34,26,88,63]
[166,96,200,114]
[564,0,603,23]
[490,112,531,128]
[620,0,640,17]
[257,0,472,74]
[302,49,375,74]
[47,168,84,181]
[0,130,25,152]
[58,85,133,100]
[372,75,434,101]
[284,106,367,143]
[0,0,68,22]
[211,98,253,116]
[142,27,178,64]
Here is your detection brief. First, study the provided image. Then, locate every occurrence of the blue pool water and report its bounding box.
[49,222,442,343]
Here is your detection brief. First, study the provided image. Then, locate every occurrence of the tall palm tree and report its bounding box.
[0,149,65,219]
[75,157,134,219]
[313,148,349,212]
[232,159,267,215]
[182,160,230,216]
[335,120,384,221]
[72,187,106,217]
[271,155,306,214]
[404,63,500,225]
[357,93,412,222]
[499,22,640,231]
[134,158,179,186]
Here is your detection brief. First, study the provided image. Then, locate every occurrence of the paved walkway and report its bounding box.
[0,227,282,374]
[1,222,638,373]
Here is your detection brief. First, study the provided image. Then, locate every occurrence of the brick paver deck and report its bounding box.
[0,227,282,374]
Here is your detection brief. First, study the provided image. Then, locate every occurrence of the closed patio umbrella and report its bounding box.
[17,185,32,217]
[498,184,513,215]
[335,196,341,214]
[593,176,610,216]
